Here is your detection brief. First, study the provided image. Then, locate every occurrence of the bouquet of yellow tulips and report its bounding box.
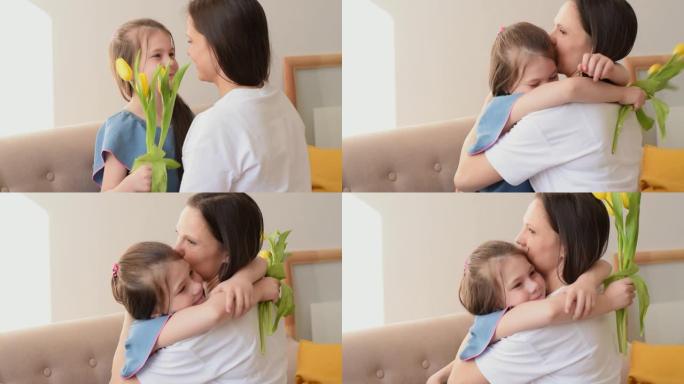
[593,192,650,354]
[114,52,190,192]
[612,43,684,153]
[257,230,295,353]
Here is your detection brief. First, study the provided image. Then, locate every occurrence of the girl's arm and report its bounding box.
[491,277,634,341]
[505,77,645,131]
[155,276,280,349]
[212,256,268,316]
[101,155,152,192]
[564,260,612,319]
[579,53,631,86]
[109,313,141,384]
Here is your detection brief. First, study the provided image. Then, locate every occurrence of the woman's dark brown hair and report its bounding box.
[573,0,638,62]
[109,18,194,180]
[111,242,182,320]
[489,22,557,96]
[537,193,609,284]
[188,0,271,87]
[459,240,528,315]
[187,193,264,282]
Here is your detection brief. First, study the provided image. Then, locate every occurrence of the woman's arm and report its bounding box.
[155,277,279,349]
[446,335,489,384]
[101,155,152,192]
[505,78,645,131]
[491,277,635,341]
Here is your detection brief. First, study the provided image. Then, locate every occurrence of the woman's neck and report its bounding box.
[205,275,220,292]
[545,271,565,293]
[214,76,240,97]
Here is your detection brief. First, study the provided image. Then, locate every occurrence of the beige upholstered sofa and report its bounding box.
[0,123,100,192]
[0,313,299,384]
[342,117,474,192]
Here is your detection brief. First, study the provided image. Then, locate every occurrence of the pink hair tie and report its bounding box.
[112,263,120,278]
[464,259,471,272]
[499,26,506,34]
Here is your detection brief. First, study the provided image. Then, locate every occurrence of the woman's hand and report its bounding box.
[213,274,255,317]
[620,87,647,110]
[564,275,599,320]
[605,278,636,310]
[117,165,152,192]
[578,53,616,82]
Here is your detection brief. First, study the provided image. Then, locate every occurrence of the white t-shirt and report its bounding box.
[475,288,622,384]
[137,308,287,384]
[485,103,642,192]
[179,83,312,192]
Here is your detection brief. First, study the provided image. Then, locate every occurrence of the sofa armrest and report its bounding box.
[0,123,100,192]
[342,117,475,192]
[343,314,473,383]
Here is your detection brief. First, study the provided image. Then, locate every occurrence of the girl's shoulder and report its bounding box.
[101,110,146,133]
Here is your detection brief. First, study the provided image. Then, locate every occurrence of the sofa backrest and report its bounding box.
[343,313,473,383]
[0,123,100,192]
[342,117,474,192]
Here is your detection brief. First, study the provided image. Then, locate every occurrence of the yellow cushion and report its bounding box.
[628,341,684,384]
[295,340,342,384]
[308,146,342,192]
[640,145,684,191]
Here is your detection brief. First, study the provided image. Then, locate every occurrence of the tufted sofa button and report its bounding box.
[422,359,430,369]
[388,172,397,182]
[89,358,97,367]
[433,163,442,172]
[0,187,8,192]
[46,172,55,182]
[375,369,384,379]
[43,368,51,377]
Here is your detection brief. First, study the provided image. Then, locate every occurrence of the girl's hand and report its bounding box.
[256,277,281,302]
[213,274,255,317]
[620,87,647,110]
[605,278,636,310]
[578,53,616,82]
[564,276,599,320]
[119,165,152,192]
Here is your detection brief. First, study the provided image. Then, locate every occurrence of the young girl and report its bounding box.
[427,240,634,384]
[111,242,278,379]
[464,22,645,192]
[93,19,195,192]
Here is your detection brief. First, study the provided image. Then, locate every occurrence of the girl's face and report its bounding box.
[510,55,559,94]
[174,206,227,283]
[549,1,593,77]
[140,29,179,82]
[499,254,546,307]
[186,16,220,83]
[515,198,563,277]
[166,259,205,314]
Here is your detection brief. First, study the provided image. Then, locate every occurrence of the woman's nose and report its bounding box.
[514,230,526,248]
[173,240,184,256]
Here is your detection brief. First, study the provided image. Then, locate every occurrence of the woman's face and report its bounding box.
[186,16,220,83]
[174,206,226,282]
[514,198,563,277]
[549,1,592,77]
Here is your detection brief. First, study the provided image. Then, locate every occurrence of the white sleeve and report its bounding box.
[179,115,236,192]
[136,348,211,384]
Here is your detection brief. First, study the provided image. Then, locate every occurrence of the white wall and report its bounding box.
[342,193,684,344]
[5,194,340,330]
[19,0,340,128]
[343,0,684,135]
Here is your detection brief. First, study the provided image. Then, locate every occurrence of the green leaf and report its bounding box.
[635,109,655,132]
[630,274,650,337]
[266,264,286,280]
[612,106,631,154]
[651,97,670,140]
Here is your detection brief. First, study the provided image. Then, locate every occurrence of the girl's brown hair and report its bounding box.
[109,19,194,180]
[459,240,528,315]
[489,22,557,96]
[111,242,182,320]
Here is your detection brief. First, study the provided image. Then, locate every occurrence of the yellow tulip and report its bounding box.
[592,192,607,201]
[258,250,272,260]
[138,73,149,97]
[620,192,630,209]
[673,43,684,57]
[115,58,133,82]
[648,63,662,76]
[603,201,615,217]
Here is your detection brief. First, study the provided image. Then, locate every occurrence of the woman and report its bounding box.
[179,0,311,192]
[454,0,642,192]
[109,193,287,383]
[446,194,634,383]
